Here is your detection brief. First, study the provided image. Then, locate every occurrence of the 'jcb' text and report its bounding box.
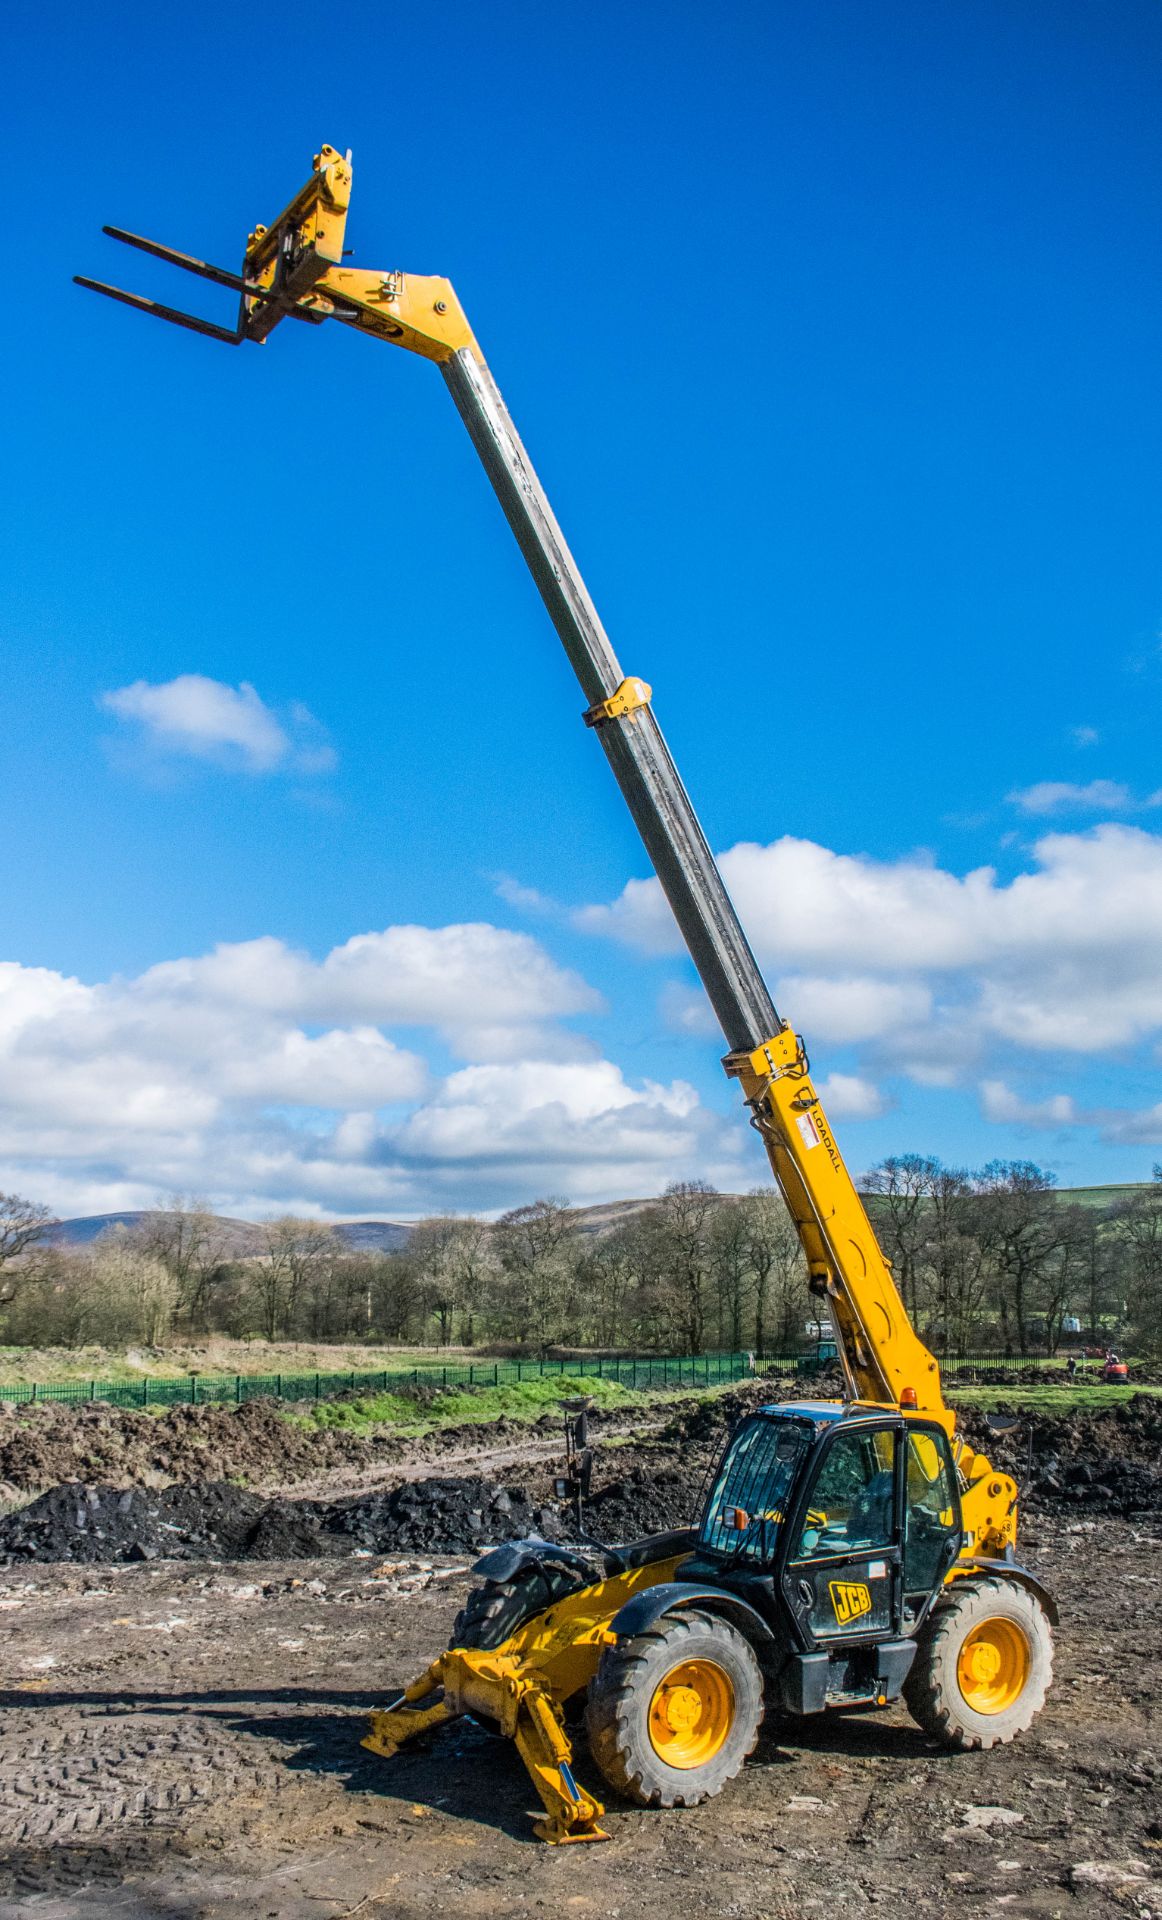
[829,1580,872,1624]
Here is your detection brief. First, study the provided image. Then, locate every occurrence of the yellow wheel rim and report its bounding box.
[956,1617,1031,1714]
[647,1658,734,1769]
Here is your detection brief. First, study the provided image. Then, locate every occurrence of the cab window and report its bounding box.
[793,1427,897,1558]
[699,1416,810,1564]
[903,1430,960,1597]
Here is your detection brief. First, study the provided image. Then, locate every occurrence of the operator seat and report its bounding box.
[846,1470,894,1546]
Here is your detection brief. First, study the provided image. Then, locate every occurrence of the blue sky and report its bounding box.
[3,1,1161,1219]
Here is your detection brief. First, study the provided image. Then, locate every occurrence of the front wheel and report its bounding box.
[585,1609,763,1808]
[904,1576,1053,1750]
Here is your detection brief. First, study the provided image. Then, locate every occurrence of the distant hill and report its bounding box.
[1053,1184,1151,1210]
[45,1182,1154,1258]
[49,1213,413,1254]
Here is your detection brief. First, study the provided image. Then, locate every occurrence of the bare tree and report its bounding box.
[449,1219,493,1347]
[1,1246,96,1346]
[408,1217,493,1345]
[574,1224,637,1349]
[135,1196,230,1330]
[1114,1165,1162,1354]
[251,1218,335,1341]
[91,1234,179,1346]
[863,1155,939,1324]
[974,1161,1060,1356]
[610,1209,679,1351]
[742,1187,806,1354]
[922,1164,981,1350]
[494,1199,577,1352]
[368,1249,423,1342]
[654,1180,719,1355]
[0,1192,55,1304]
[709,1200,750,1351]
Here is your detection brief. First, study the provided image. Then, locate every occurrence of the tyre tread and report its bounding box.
[904,1575,1053,1751]
[585,1610,763,1809]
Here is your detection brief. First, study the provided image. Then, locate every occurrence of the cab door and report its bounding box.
[901,1425,962,1627]
[781,1423,902,1645]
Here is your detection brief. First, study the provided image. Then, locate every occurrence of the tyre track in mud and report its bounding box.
[0,1515,1156,1917]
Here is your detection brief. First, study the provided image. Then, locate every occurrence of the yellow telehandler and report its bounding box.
[78,144,1056,1845]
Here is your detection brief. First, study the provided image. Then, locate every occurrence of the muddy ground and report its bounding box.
[0,1520,1158,1919]
[0,1388,1157,1916]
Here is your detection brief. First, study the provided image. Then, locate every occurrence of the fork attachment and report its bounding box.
[363,1649,609,1844]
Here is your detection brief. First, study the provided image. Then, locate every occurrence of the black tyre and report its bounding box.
[904,1575,1053,1751]
[451,1561,590,1652]
[585,1609,763,1808]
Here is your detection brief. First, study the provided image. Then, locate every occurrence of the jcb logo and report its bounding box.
[829,1579,872,1625]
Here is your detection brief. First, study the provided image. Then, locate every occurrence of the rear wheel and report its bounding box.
[451,1561,595,1736]
[904,1576,1053,1750]
[585,1610,763,1808]
[451,1562,591,1651]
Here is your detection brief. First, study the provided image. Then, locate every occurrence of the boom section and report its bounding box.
[439,348,777,1056]
[436,348,946,1418]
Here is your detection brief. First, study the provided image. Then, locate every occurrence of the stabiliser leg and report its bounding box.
[513,1686,608,1843]
[362,1659,454,1757]
[363,1651,609,1843]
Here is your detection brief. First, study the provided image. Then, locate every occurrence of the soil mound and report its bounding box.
[0,1481,269,1563]
[0,1474,563,1566]
[325,1476,560,1554]
[961,1393,1162,1517]
[584,1463,696,1539]
[0,1397,380,1493]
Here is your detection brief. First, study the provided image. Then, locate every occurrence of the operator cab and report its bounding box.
[691,1403,963,1660]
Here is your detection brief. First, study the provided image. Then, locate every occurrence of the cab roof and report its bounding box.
[757,1399,929,1427]
[758,1400,845,1424]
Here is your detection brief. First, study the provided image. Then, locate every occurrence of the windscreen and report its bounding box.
[699,1415,812,1565]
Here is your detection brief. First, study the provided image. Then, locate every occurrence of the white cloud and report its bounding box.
[579,824,1162,1065]
[492,873,558,917]
[978,1081,1162,1150]
[391,1060,731,1202]
[1098,1102,1162,1147]
[140,924,602,1063]
[660,981,719,1037]
[979,1080,1081,1128]
[813,1073,886,1121]
[100,674,336,776]
[1006,779,1160,816]
[773,976,932,1045]
[1070,725,1100,748]
[0,925,747,1217]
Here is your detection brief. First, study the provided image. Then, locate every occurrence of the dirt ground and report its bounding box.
[0,1515,1156,1919]
[0,1390,1158,1918]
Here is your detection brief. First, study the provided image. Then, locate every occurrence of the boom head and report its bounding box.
[74,143,477,362]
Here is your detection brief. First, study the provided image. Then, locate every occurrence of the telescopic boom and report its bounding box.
[75,143,947,1424]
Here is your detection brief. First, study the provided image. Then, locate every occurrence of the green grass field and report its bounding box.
[296,1371,660,1436]
[946,1382,1160,1413]
[298,1374,1160,1436]
[0,1340,499,1386]
[1054,1182,1150,1210]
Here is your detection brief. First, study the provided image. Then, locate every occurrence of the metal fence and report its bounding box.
[0,1349,755,1410]
[0,1347,1091,1410]
[936,1353,1090,1382]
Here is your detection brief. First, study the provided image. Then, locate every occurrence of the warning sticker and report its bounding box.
[795,1111,822,1150]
